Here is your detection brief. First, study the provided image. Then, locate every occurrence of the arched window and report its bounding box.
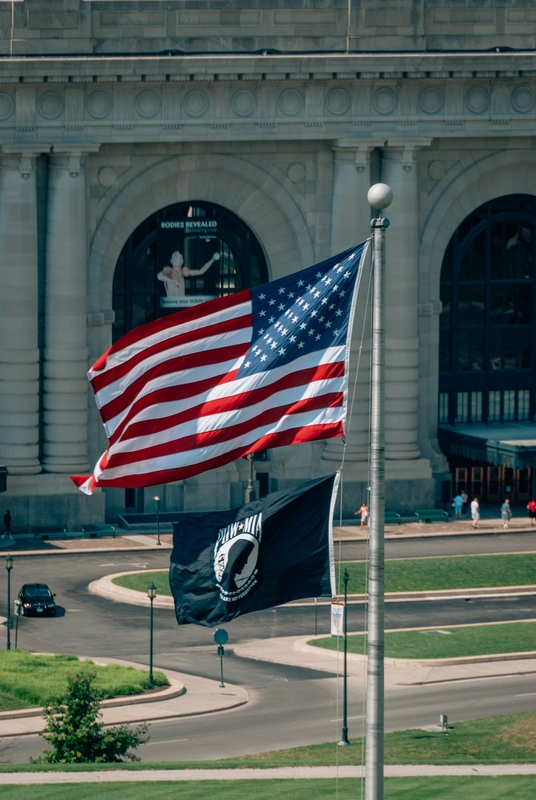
[112,201,268,341]
[439,194,535,424]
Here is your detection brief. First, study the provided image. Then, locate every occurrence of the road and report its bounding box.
[1,532,536,763]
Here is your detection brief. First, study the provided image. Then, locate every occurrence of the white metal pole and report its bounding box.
[365,183,392,800]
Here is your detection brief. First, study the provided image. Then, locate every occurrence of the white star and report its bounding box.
[314,291,321,299]
[315,334,321,341]
[321,298,328,305]
[259,309,266,317]
[259,292,266,300]
[325,277,332,285]
[281,327,288,336]
[278,287,285,295]
[269,299,276,306]
[269,316,275,323]
[333,329,339,335]
[292,314,299,323]
[336,265,344,273]
[335,309,342,317]
[245,360,251,367]
[278,303,285,311]
[270,341,277,350]
[311,309,318,317]
[326,321,332,328]
[332,285,339,293]
[344,271,350,279]
[297,279,304,287]
[261,354,267,362]
[300,323,307,330]
[303,303,310,310]
[329,303,335,310]
[278,347,286,355]
[288,292,295,299]
[340,290,346,297]
[348,253,355,260]
[290,334,297,343]
[319,315,325,322]
[297,341,305,349]
[306,284,312,292]
[316,272,322,278]
[308,329,314,336]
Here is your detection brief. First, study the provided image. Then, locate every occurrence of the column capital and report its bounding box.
[1,145,51,178]
[332,139,385,171]
[384,139,433,170]
[50,144,100,178]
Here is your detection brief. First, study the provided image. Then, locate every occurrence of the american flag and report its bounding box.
[72,241,369,494]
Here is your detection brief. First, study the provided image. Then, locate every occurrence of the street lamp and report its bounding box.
[147,582,157,689]
[245,453,256,504]
[5,555,13,651]
[154,496,161,545]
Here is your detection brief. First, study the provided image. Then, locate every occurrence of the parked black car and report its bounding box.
[17,584,56,616]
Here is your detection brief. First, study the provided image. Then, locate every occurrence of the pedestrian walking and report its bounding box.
[500,498,512,529]
[355,502,369,530]
[470,498,480,529]
[2,509,12,539]
[453,493,463,519]
[527,498,536,526]
[461,490,468,518]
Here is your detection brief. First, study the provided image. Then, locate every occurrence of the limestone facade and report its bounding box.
[0,0,535,526]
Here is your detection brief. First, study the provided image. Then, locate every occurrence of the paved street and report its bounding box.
[1,533,536,764]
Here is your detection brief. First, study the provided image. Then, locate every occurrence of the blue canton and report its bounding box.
[238,242,367,378]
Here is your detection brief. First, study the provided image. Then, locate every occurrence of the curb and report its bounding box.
[89,572,174,609]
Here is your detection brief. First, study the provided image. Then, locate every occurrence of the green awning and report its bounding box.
[438,423,536,470]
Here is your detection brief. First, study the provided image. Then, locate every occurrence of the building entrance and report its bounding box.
[453,461,532,504]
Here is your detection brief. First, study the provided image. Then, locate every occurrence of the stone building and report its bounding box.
[1,0,536,528]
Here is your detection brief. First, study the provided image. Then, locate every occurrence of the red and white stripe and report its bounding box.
[72,289,350,494]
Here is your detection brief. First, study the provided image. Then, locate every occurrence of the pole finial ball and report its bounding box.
[367,183,393,210]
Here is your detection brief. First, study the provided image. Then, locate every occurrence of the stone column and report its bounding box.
[323,140,383,467]
[42,145,99,473]
[0,147,45,475]
[381,140,431,462]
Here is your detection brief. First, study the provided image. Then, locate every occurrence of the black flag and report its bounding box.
[169,474,338,627]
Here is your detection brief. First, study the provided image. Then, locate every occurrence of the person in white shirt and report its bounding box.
[470,498,480,529]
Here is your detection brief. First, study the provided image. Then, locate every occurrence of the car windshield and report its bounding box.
[25,588,51,598]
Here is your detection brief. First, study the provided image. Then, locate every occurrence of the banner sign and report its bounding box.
[157,218,220,309]
[331,601,345,638]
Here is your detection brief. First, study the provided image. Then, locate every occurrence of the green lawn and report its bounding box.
[310,621,536,660]
[2,712,536,770]
[112,553,536,597]
[0,778,535,800]
[0,651,168,711]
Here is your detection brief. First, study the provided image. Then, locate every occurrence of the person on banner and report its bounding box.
[157,249,220,297]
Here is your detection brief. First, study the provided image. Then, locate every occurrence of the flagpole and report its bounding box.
[365,183,392,800]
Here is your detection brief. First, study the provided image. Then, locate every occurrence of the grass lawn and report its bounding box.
[112,553,536,597]
[1,778,536,800]
[113,570,170,595]
[309,621,536,660]
[0,651,168,712]
[2,712,536,770]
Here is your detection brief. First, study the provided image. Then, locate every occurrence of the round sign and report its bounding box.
[213,628,228,645]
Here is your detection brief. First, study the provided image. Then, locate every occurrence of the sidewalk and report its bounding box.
[1,513,536,558]
[0,764,535,782]
[0,658,248,739]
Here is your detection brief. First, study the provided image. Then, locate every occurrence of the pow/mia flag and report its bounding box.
[169,473,339,627]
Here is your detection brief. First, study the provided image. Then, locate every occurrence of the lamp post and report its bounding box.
[365,182,392,800]
[245,453,256,504]
[5,554,13,651]
[147,582,157,688]
[154,496,161,546]
[339,568,350,746]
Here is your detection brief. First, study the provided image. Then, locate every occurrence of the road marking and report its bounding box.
[330,715,364,722]
[144,739,189,746]
[515,692,536,697]
[99,563,148,568]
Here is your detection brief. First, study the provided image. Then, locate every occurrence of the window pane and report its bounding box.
[440,329,451,371]
[471,330,484,370]
[440,284,451,327]
[504,389,516,421]
[503,329,517,370]
[456,392,469,423]
[518,390,530,421]
[471,391,483,422]
[488,390,501,421]
[489,330,502,370]
[519,328,531,369]
[458,285,472,325]
[471,284,485,325]
[490,222,504,280]
[460,231,485,281]
[458,330,470,371]
[519,285,532,324]
[438,392,449,424]
[489,285,504,324]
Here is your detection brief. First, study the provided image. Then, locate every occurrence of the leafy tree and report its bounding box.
[36,669,149,763]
